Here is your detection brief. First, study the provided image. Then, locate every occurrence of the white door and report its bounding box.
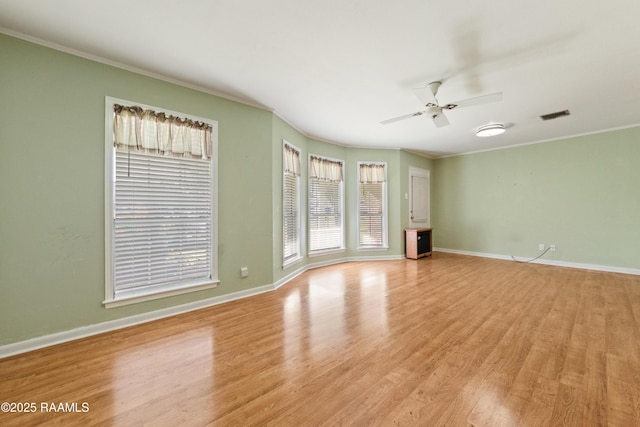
[409,167,430,228]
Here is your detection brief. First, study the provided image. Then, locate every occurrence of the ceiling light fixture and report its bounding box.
[476,124,506,137]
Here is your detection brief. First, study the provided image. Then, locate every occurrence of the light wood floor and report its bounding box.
[1,253,640,426]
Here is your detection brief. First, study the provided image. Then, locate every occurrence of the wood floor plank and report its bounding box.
[607,354,640,421]
[518,376,560,427]
[605,273,640,364]
[549,382,583,426]
[1,253,639,426]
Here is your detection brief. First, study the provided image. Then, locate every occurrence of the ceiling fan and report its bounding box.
[381,81,502,128]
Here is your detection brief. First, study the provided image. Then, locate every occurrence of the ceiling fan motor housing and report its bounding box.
[426,105,441,118]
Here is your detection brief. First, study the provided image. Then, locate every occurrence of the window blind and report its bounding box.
[283,172,299,263]
[282,142,301,265]
[113,149,212,293]
[309,179,343,252]
[359,182,384,246]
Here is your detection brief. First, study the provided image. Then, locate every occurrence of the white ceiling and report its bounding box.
[1,0,639,157]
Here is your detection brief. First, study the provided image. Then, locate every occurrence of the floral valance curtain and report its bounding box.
[359,163,386,183]
[309,156,343,182]
[114,104,213,160]
[284,143,301,176]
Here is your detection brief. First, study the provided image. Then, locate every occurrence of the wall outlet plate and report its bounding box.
[538,244,545,251]
[240,267,249,278]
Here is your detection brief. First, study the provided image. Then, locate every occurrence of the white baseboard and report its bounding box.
[0,255,404,359]
[273,264,308,290]
[0,284,273,359]
[347,254,405,262]
[434,247,640,276]
[272,255,404,290]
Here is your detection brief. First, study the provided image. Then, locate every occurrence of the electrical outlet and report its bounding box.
[240,267,249,278]
[538,243,545,251]
[550,245,556,252]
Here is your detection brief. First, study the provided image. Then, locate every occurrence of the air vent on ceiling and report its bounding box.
[540,110,570,121]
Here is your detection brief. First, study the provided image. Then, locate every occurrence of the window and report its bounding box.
[308,155,344,254]
[358,162,388,249]
[283,141,302,266]
[104,97,218,307]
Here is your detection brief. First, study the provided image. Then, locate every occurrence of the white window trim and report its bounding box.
[357,161,389,251]
[308,154,345,256]
[104,96,219,308]
[282,140,303,268]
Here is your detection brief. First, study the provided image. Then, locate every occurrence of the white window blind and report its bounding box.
[114,150,213,293]
[283,173,299,263]
[283,142,301,266]
[359,182,384,246]
[358,162,387,248]
[308,155,344,254]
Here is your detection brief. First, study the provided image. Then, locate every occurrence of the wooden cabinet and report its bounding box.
[405,228,432,259]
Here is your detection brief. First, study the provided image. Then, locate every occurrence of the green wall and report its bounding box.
[0,34,431,346]
[432,127,640,269]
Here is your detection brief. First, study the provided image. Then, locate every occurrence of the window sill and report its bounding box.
[104,280,219,309]
[357,246,389,251]
[283,255,303,269]
[308,248,346,257]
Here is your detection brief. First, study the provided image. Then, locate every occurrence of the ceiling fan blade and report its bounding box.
[413,86,438,106]
[432,111,450,128]
[444,92,502,110]
[380,111,424,125]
